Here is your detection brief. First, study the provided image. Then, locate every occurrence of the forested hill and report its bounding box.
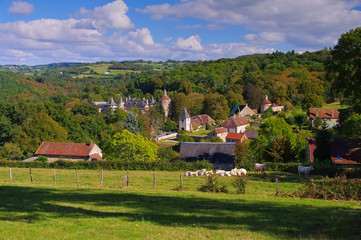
[0,50,330,110]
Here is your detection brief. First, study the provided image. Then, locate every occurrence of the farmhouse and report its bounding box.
[225,132,247,143]
[34,141,103,162]
[221,116,250,133]
[207,127,228,141]
[229,103,257,117]
[306,138,360,164]
[308,108,339,129]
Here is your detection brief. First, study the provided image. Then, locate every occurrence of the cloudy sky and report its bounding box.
[1,0,361,65]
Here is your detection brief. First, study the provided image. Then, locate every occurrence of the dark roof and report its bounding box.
[331,139,361,164]
[244,130,258,139]
[35,142,95,157]
[180,142,235,163]
[180,107,190,120]
[222,117,249,127]
[226,132,245,140]
[309,108,339,119]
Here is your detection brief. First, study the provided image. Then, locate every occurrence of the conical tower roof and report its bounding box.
[109,96,116,106]
[180,107,190,120]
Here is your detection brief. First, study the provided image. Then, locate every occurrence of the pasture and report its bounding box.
[0,167,360,240]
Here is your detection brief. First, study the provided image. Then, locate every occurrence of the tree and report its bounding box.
[313,116,322,129]
[123,112,141,134]
[294,112,308,130]
[71,102,98,116]
[266,136,296,163]
[105,130,159,162]
[172,92,190,121]
[203,93,230,120]
[341,113,361,139]
[234,141,252,169]
[314,122,332,162]
[327,27,361,111]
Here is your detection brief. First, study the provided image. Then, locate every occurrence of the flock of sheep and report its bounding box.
[184,164,315,177]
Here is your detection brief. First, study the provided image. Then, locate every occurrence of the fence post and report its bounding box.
[180,175,183,187]
[29,168,33,183]
[275,178,279,196]
[100,169,103,187]
[76,170,79,187]
[122,176,127,188]
[153,173,156,189]
[53,169,56,184]
[9,168,12,181]
[127,172,129,186]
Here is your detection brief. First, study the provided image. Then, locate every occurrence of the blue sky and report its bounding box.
[0,0,360,65]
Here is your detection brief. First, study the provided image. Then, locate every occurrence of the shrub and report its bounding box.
[37,155,48,163]
[296,176,361,201]
[234,175,247,194]
[198,174,228,193]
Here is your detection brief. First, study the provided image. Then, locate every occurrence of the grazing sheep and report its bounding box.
[196,169,207,176]
[205,170,213,176]
[254,163,268,174]
[298,166,314,177]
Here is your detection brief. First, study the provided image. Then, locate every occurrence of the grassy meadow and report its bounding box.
[0,167,360,240]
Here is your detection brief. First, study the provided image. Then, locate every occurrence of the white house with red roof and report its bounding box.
[225,132,247,143]
[261,95,285,113]
[221,116,250,133]
[308,108,339,129]
[207,127,228,141]
[34,141,103,162]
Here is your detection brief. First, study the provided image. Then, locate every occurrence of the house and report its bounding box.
[191,114,215,130]
[229,103,257,117]
[179,142,236,170]
[308,108,339,129]
[331,139,361,164]
[34,141,103,162]
[306,138,360,164]
[221,116,250,133]
[207,127,228,142]
[225,132,247,143]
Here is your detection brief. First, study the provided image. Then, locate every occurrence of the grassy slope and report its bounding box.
[0,168,360,240]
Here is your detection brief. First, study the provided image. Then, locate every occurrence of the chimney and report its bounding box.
[316,109,319,117]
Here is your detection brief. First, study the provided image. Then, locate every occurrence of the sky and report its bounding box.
[0,0,361,65]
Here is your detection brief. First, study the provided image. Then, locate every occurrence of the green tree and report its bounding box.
[266,136,296,163]
[71,102,98,116]
[327,27,361,111]
[341,113,361,139]
[203,93,230,120]
[314,122,332,162]
[172,92,190,121]
[123,112,141,134]
[105,130,159,162]
[313,116,323,129]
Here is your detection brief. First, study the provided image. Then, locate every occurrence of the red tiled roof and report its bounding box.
[191,116,202,127]
[198,114,215,124]
[35,142,94,157]
[309,108,339,118]
[159,95,171,101]
[252,109,258,114]
[222,117,249,127]
[191,114,215,127]
[284,101,294,108]
[262,99,272,105]
[226,132,245,140]
[211,127,227,134]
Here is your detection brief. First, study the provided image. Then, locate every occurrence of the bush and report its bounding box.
[198,174,228,193]
[296,176,361,201]
[37,155,48,163]
[234,175,247,194]
[0,159,213,171]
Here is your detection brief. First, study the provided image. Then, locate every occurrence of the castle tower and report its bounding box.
[159,90,171,118]
[261,95,272,113]
[179,107,192,131]
[117,97,124,109]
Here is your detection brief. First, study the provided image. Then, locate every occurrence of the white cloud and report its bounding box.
[140,0,361,48]
[80,0,134,31]
[8,1,34,15]
[174,35,203,51]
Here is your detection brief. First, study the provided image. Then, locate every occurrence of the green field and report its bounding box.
[0,168,360,239]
